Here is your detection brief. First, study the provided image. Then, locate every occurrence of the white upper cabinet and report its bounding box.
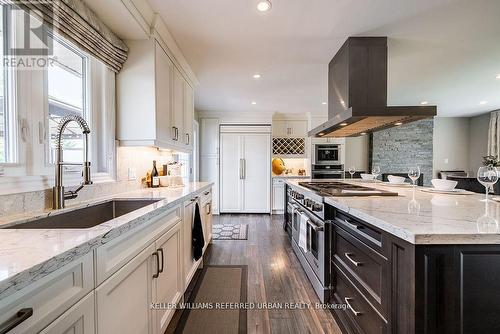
[117,39,194,152]
[183,82,194,149]
[272,120,308,138]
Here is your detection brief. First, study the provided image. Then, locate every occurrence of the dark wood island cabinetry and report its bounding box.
[328,206,500,334]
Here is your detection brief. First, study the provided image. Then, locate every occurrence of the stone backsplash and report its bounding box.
[371,119,434,186]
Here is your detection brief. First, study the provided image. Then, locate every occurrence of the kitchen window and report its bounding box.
[47,37,88,165]
[0,7,116,190]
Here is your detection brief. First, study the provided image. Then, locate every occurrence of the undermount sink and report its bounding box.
[5,199,162,229]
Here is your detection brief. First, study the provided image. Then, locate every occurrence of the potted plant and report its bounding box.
[482,155,500,194]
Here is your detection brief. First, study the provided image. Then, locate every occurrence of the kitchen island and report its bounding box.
[284,179,500,334]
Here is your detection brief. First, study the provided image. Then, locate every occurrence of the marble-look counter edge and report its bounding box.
[0,182,213,301]
[283,179,500,245]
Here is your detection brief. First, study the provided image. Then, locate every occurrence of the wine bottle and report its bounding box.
[151,160,160,188]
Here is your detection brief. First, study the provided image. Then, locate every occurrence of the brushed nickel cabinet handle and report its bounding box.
[345,297,362,316]
[204,191,210,196]
[344,252,363,266]
[206,202,211,214]
[344,219,361,230]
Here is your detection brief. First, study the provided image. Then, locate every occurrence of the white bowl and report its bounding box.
[431,179,458,191]
[360,173,373,180]
[387,175,406,184]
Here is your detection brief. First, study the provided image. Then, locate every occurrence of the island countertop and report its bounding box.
[284,178,500,245]
[0,182,213,300]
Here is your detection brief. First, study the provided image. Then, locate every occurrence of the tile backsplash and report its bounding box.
[0,146,190,218]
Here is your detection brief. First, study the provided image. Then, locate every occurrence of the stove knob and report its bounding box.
[296,193,304,200]
[305,199,311,207]
[312,204,323,212]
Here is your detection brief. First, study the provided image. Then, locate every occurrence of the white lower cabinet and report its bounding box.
[153,221,183,334]
[96,243,155,334]
[40,292,95,334]
[272,179,285,214]
[1,187,213,334]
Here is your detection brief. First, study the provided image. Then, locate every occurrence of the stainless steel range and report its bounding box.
[284,181,398,303]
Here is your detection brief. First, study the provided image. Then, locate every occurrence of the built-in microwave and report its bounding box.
[313,144,341,165]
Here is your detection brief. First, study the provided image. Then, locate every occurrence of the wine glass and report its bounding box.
[408,166,421,188]
[477,166,499,202]
[349,166,356,179]
[371,165,380,181]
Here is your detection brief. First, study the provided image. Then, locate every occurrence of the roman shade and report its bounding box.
[1,0,128,72]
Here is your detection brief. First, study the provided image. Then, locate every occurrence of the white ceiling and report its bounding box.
[142,0,500,117]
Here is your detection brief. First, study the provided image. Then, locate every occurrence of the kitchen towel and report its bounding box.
[298,212,308,252]
[192,202,205,261]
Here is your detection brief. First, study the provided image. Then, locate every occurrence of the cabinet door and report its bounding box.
[242,133,271,213]
[172,67,185,143]
[200,156,219,213]
[183,198,201,288]
[183,83,194,148]
[289,120,308,137]
[153,222,183,334]
[272,120,288,137]
[96,244,155,334]
[155,42,174,145]
[39,292,95,334]
[220,133,243,212]
[272,183,285,212]
[200,118,220,155]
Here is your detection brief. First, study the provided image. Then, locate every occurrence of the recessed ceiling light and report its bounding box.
[322,102,327,105]
[420,101,429,105]
[257,0,272,12]
[318,133,325,136]
[340,123,348,126]
[251,101,257,105]
[395,122,403,126]
[253,74,261,79]
[496,74,500,79]
[360,132,367,135]
[480,101,488,105]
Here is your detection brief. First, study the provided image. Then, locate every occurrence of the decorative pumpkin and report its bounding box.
[272,158,286,175]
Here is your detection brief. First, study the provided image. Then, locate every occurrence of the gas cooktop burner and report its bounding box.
[298,181,398,197]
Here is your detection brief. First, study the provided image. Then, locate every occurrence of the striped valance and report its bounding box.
[1,0,128,72]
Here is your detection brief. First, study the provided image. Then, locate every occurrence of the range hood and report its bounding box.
[309,37,436,138]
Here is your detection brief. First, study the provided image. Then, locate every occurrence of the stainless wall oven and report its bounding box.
[311,164,345,180]
[313,144,342,165]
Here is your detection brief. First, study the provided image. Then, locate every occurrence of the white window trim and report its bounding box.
[0,22,117,194]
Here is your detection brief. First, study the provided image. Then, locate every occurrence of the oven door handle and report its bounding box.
[307,219,324,232]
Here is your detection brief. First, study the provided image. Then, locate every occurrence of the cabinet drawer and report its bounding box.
[95,205,181,285]
[333,226,387,313]
[0,252,93,334]
[335,211,383,251]
[333,263,387,334]
[39,291,95,334]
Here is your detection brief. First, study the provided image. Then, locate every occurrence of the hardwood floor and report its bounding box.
[204,214,342,334]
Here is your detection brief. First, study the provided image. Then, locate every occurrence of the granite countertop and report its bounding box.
[284,178,500,245]
[0,182,213,300]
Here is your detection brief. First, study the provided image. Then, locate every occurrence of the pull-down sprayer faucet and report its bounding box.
[52,115,92,209]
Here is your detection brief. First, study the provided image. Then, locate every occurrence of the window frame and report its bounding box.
[0,9,116,193]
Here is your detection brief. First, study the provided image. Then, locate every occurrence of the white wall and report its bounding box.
[469,113,490,172]
[433,117,470,177]
[432,114,490,177]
